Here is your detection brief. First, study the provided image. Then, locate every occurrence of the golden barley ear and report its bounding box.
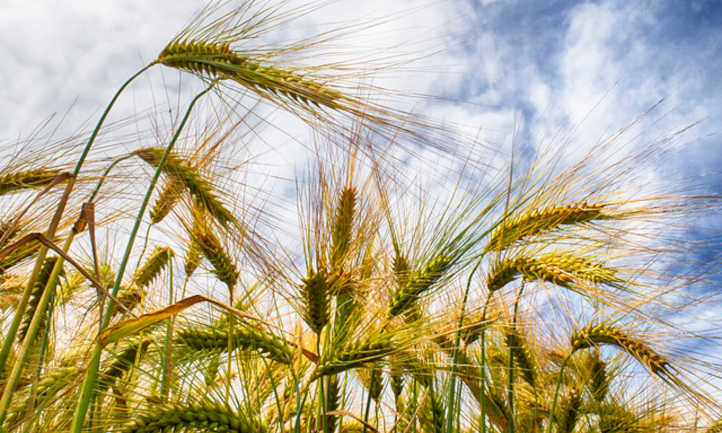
[487,202,610,251]
[183,238,202,278]
[571,322,670,378]
[505,327,535,387]
[149,177,184,225]
[556,384,583,433]
[487,252,623,293]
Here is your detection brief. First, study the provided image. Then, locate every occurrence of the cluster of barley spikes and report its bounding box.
[1,2,721,433]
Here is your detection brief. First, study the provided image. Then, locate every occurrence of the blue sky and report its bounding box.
[1,0,721,398]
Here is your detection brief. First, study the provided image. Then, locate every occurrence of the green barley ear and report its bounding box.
[156,40,343,110]
[487,253,622,293]
[300,268,330,335]
[18,257,61,341]
[389,254,452,317]
[331,187,356,268]
[119,402,264,433]
[505,328,535,387]
[0,240,40,276]
[175,325,294,365]
[183,238,202,278]
[149,177,184,225]
[134,147,236,227]
[316,332,396,378]
[0,169,62,197]
[487,202,610,251]
[189,217,238,291]
[133,246,174,288]
[98,339,150,393]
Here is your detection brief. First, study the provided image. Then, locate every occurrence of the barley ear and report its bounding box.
[487,202,609,251]
[331,187,356,268]
[0,169,63,197]
[132,246,174,288]
[300,268,330,335]
[189,217,238,291]
[150,177,184,224]
[135,147,236,227]
[119,402,264,433]
[571,322,680,393]
[389,254,452,317]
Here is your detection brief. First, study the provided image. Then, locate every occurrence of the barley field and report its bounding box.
[1,1,721,433]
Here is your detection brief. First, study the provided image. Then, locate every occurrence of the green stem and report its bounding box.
[0,63,153,383]
[445,259,483,433]
[545,352,573,433]
[362,368,375,433]
[160,256,174,401]
[479,293,492,433]
[0,234,75,426]
[68,82,214,433]
[506,284,524,433]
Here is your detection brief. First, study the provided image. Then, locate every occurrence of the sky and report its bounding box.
[1,0,721,401]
